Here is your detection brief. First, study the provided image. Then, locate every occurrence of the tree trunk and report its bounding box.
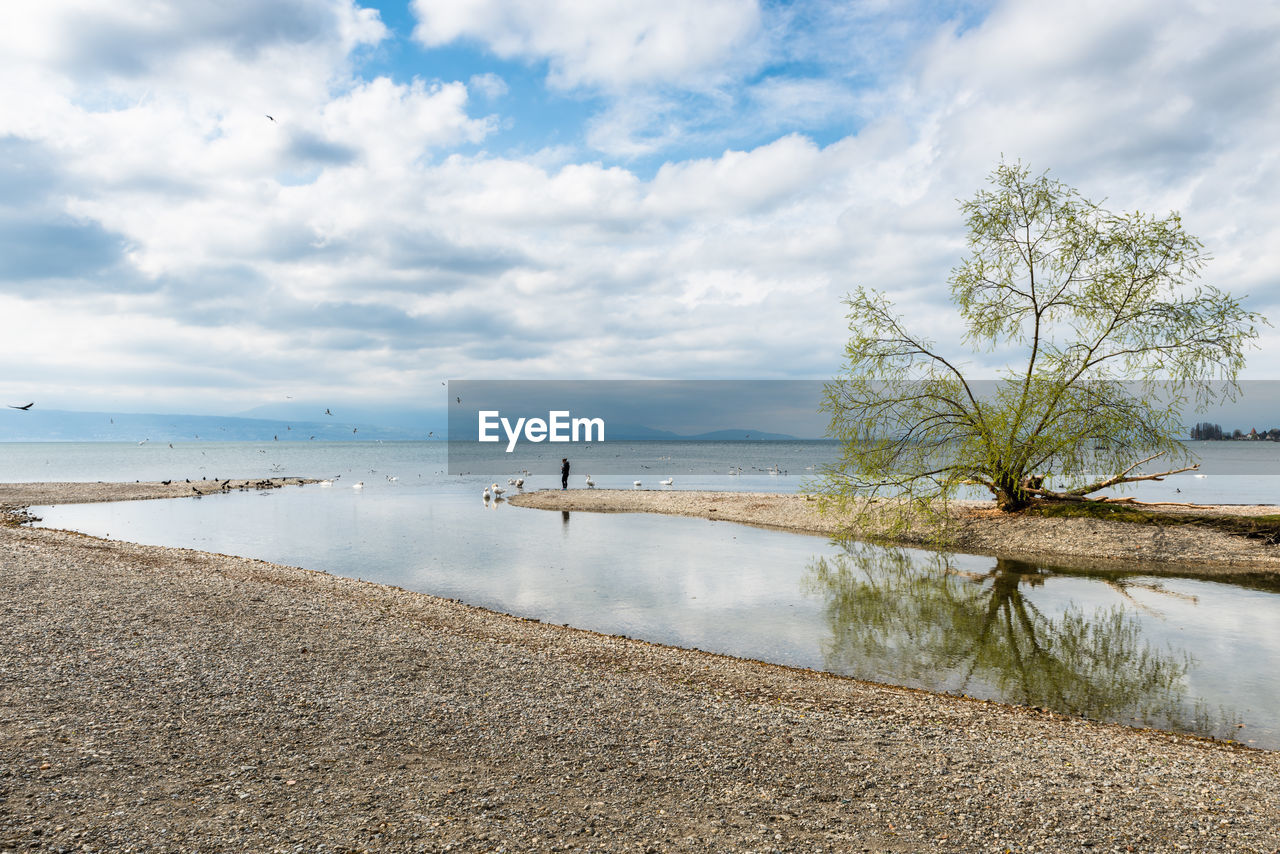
[992,471,1035,512]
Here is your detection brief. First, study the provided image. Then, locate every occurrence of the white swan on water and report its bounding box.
[491,483,506,497]
[483,487,491,501]
[633,480,642,488]
[352,481,364,489]
[660,477,673,486]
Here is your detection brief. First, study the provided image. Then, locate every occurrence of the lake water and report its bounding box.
[7,439,1280,749]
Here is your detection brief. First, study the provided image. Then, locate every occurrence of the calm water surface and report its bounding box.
[9,440,1280,749]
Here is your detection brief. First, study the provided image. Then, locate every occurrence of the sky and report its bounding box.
[3,0,1280,419]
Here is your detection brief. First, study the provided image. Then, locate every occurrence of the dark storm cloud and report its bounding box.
[55,0,345,78]
[284,130,359,166]
[384,230,533,278]
[0,217,127,282]
[0,137,135,287]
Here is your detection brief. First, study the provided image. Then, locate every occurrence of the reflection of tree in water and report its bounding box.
[803,545,1229,736]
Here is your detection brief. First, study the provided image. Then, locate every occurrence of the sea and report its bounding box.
[5,438,1280,749]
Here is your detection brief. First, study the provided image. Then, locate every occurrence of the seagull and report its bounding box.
[8,402,34,410]
[325,408,333,416]
[660,477,673,486]
[633,480,642,488]
[265,115,276,122]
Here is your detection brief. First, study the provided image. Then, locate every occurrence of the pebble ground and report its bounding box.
[2,483,1278,852]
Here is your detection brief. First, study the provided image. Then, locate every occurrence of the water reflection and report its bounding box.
[804,545,1236,738]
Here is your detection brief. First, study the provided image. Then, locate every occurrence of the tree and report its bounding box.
[820,161,1264,518]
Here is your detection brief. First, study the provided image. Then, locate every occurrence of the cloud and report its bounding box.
[0,0,385,79]
[410,0,763,91]
[5,0,1280,416]
[468,72,508,100]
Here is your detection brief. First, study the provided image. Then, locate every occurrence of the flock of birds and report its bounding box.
[481,472,677,502]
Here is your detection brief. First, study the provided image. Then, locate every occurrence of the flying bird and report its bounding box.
[265,115,276,122]
[325,408,333,416]
[8,402,33,410]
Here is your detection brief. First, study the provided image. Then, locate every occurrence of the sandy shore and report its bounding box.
[510,489,1280,578]
[2,482,1279,852]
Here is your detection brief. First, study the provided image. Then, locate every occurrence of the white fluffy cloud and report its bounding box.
[410,0,762,90]
[4,0,1280,415]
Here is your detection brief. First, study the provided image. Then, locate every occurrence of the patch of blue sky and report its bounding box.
[345,0,995,173]
[352,5,600,160]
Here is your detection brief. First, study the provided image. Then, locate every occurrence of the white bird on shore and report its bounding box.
[515,478,524,489]
[633,480,642,488]
[660,477,673,486]
[352,481,364,489]
[491,483,505,497]
[584,475,595,488]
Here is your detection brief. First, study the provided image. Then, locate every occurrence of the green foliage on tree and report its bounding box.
[819,161,1265,522]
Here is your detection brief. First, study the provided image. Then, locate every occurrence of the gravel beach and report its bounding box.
[2,481,1279,852]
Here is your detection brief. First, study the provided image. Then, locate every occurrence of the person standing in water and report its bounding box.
[561,457,570,490]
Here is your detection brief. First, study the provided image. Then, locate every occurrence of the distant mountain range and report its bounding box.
[0,409,423,442]
[599,424,799,441]
[0,409,804,442]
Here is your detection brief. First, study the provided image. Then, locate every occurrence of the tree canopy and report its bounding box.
[820,161,1265,520]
